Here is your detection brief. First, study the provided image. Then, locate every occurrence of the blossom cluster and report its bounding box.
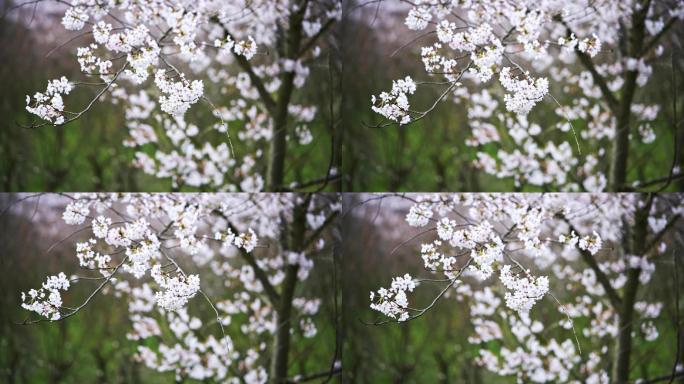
[559,230,603,255]
[375,195,576,317]
[558,33,602,58]
[369,274,416,321]
[499,68,549,116]
[25,77,73,125]
[21,273,71,320]
[154,70,204,116]
[371,76,417,125]
[214,36,258,60]
[150,265,200,311]
[499,265,549,314]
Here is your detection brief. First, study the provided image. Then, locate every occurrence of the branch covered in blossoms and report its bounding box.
[21,0,343,191]
[367,193,683,383]
[371,1,684,191]
[19,193,341,382]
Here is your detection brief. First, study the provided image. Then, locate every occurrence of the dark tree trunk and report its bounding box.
[266,3,307,191]
[270,197,307,382]
[613,196,651,382]
[608,1,648,191]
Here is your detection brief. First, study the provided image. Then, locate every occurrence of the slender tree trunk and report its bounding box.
[271,264,299,382]
[270,197,307,382]
[610,84,636,191]
[608,1,648,191]
[613,196,651,382]
[613,268,640,383]
[266,4,306,191]
[676,56,684,191]
[331,42,344,192]
[267,78,295,191]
